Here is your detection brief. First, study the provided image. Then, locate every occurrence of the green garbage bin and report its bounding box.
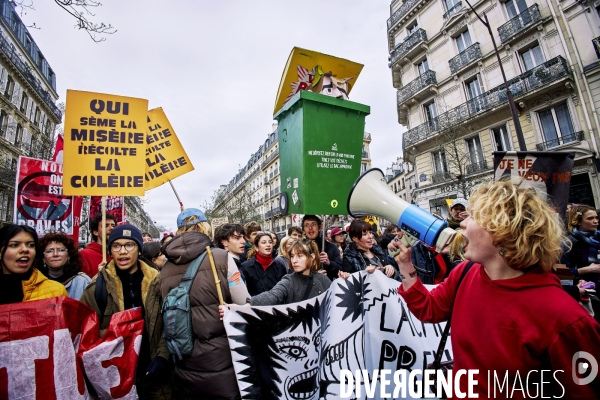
[274,90,370,215]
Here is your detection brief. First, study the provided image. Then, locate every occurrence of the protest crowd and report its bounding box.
[1,179,600,399]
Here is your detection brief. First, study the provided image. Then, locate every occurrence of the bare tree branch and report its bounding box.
[14,0,116,42]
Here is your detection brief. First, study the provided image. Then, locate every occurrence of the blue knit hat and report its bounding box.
[108,224,143,250]
[177,208,207,228]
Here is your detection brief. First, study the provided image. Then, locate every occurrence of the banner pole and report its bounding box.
[101,196,107,263]
[169,180,185,212]
[321,215,326,251]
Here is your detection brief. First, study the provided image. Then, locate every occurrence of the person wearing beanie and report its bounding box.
[160,208,250,399]
[80,224,171,399]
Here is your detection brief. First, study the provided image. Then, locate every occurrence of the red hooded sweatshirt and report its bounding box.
[79,241,111,278]
[399,261,600,399]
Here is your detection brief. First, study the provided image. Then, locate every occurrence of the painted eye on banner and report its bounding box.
[279,344,308,360]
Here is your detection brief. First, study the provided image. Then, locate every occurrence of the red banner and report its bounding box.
[89,196,126,224]
[0,297,143,399]
[13,156,79,236]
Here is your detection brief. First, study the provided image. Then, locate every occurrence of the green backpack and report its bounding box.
[162,252,207,360]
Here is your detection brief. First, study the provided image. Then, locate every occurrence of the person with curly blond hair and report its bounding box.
[392,180,600,398]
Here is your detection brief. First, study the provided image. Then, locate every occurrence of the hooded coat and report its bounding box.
[160,231,240,400]
[399,261,600,398]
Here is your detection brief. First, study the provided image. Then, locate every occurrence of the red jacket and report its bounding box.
[79,241,111,278]
[399,261,600,399]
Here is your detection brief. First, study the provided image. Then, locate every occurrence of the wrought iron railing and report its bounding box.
[536,131,584,151]
[443,1,462,19]
[387,0,420,29]
[397,69,436,104]
[498,4,541,44]
[0,33,61,119]
[389,29,427,67]
[272,206,282,215]
[261,149,279,168]
[593,36,600,59]
[449,43,481,74]
[432,172,452,184]
[466,160,489,174]
[403,56,569,148]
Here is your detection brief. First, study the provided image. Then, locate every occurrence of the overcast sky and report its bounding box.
[22,1,404,231]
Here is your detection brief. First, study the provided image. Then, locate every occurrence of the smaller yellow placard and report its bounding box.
[63,90,148,196]
[145,108,194,190]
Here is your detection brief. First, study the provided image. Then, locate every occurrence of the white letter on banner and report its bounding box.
[340,370,354,398]
[81,337,138,400]
[437,369,452,398]
[393,370,407,398]
[468,370,479,398]
[423,369,436,398]
[380,369,391,398]
[363,370,379,398]
[409,369,423,397]
[53,329,87,399]
[0,335,49,399]
[454,369,467,398]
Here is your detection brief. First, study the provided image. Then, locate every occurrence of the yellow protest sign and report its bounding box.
[62,90,148,196]
[273,47,364,115]
[145,108,194,190]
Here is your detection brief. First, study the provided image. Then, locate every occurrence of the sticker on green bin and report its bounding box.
[331,200,338,208]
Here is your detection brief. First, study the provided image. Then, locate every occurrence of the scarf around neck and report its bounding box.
[256,252,273,271]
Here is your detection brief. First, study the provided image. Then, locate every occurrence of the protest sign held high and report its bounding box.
[14,156,78,236]
[90,196,125,224]
[145,108,194,190]
[62,90,148,196]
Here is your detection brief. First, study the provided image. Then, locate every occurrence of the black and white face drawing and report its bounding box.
[275,329,322,400]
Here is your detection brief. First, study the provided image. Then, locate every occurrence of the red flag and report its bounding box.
[51,134,63,163]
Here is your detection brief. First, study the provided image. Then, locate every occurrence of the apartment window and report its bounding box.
[407,21,419,36]
[432,150,448,173]
[24,35,32,53]
[445,0,461,17]
[465,76,484,112]
[520,44,544,71]
[455,30,473,53]
[505,0,528,18]
[361,162,368,173]
[424,101,438,124]
[465,136,484,165]
[4,76,13,99]
[14,124,22,146]
[34,107,40,125]
[19,94,28,113]
[0,110,6,137]
[492,125,512,151]
[537,102,576,148]
[417,59,429,75]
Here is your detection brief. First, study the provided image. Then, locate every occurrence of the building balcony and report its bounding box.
[498,4,542,44]
[536,131,584,151]
[389,29,427,68]
[594,36,600,59]
[403,56,569,149]
[397,70,437,105]
[443,1,462,19]
[272,206,282,216]
[0,33,61,120]
[449,43,481,75]
[466,160,489,174]
[431,172,452,184]
[261,149,279,168]
[387,0,420,30]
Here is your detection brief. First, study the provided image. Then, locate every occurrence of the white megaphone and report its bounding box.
[347,168,456,253]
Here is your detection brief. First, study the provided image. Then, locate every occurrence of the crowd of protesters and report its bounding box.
[1,179,600,398]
